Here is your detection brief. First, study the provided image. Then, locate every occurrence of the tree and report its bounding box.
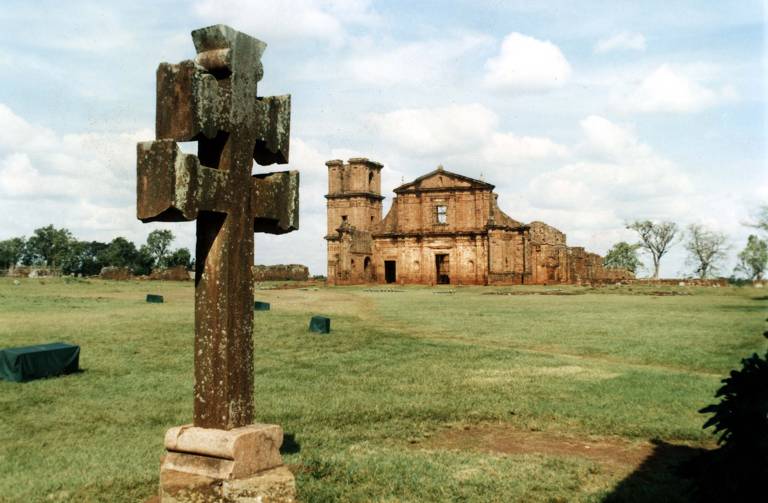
[145,229,175,268]
[167,247,193,269]
[603,241,643,273]
[135,245,156,276]
[736,235,768,281]
[627,220,678,279]
[80,241,109,276]
[98,237,139,268]
[61,240,108,276]
[0,237,26,269]
[747,205,768,234]
[23,225,74,268]
[685,224,728,279]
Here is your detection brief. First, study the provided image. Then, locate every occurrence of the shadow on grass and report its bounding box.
[603,439,702,502]
[281,433,301,454]
[604,439,765,502]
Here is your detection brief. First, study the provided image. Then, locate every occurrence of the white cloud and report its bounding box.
[516,115,695,258]
[194,0,379,46]
[578,115,651,159]
[482,132,570,165]
[484,32,571,91]
[368,104,498,157]
[594,32,646,54]
[0,103,152,237]
[339,34,492,86]
[619,64,729,113]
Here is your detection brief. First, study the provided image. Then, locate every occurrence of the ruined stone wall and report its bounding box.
[326,162,633,287]
[487,229,527,284]
[528,221,566,245]
[252,264,309,282]
[379,189,493,235]
[327,158,382,194]
[518,221,571,285]
[325,158,384,285]
[528,243,569,285]
[326,228,374,285]
[374,235,488,285]
[567,247,588,283]
[326,196,382,236]
[149,265,191,281]
[100,266,133,280]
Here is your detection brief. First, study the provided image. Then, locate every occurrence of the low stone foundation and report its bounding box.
[150,266,191,281]
[100,266,133,280]
[158,423,296,503]
[253,264,309,282]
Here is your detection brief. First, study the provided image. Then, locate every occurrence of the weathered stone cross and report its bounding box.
[136,25,298,430]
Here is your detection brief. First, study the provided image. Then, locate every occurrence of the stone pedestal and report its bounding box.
[159,424,296,502]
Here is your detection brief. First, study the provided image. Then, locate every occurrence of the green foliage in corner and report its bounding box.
[700,349,768,456]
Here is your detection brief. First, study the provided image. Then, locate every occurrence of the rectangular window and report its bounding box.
[436,205,447,224]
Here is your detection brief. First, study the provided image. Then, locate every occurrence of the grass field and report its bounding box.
[1,278,766,502]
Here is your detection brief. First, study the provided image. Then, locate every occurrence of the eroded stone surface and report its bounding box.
[326,161,633,286]
[136,24,298,430]
[159,466,296,503]
[163,424,284,478]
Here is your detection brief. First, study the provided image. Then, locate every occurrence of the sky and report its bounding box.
[0,0,765,277]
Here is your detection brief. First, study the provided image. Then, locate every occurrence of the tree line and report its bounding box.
[603,208,768,280]
[0,225,192,276]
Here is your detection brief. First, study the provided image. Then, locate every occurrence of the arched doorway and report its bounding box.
[363,256,372,281]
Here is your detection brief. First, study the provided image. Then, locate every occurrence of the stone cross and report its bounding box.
[136,25,298,430]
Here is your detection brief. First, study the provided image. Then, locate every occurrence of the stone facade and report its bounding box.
[326,159,633,286]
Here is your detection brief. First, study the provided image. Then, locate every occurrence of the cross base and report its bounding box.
[158,424,296,502]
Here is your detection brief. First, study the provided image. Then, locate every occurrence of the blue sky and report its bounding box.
[0,0,764,276]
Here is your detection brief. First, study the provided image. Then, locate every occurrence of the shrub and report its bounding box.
[700,350,768,457]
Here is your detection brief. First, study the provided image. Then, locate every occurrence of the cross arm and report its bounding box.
[251,171,299,234]
[253,95,291,165]
[137,140,231,222]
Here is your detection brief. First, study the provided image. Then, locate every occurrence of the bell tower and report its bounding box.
[325,157,384,236]
[325,158,384,285]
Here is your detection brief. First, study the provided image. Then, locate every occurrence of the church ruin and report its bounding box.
[325,158,631,286]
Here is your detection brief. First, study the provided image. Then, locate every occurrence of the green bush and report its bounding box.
[700,350,768,456]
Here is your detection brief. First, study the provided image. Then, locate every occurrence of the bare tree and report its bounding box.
[685,224,728,278]
[627,220,678,279]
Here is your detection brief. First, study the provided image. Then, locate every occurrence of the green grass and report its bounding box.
[0,278,765,502]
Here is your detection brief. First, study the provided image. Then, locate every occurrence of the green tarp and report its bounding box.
[146,294,164,303]
[0,342,80,382]
[254,301,271,311]
[309,316,331,334]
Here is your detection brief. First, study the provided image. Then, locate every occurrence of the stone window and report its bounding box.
[435,205,447,224]
[341,215,348,224]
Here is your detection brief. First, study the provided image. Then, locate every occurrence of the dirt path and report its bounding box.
[418,423,713,476]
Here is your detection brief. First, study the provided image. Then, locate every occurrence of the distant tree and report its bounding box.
[685,224,729,279]
[59,240,87,276]
[604,241,643,273]
[747,205,768,234]
[62,240,108,276]
[627,220,678,279]
[98,237,139,268]
[23,225,74,268]
[134,245,156,276]
[145,229,175,268]
[735,235,768,281]
[166,247,193,269]
[0,237,26,269]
